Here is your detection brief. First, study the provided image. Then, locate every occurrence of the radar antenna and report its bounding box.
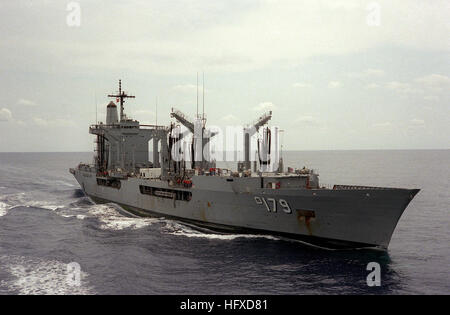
[108,79,135,121]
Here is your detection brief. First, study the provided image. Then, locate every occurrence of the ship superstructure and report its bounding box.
[70,80,419,249]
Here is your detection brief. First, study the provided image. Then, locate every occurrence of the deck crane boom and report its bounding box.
[243,111,272,170]
[170,108,217,169]
[170,108,195,133]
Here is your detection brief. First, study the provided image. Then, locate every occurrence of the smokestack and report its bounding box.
[106,101,119,125]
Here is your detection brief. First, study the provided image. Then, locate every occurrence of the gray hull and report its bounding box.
[72,168,419,249]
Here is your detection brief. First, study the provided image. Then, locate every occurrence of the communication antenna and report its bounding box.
[155,96,158,126]
[202,72,205,121]
[95,91,97,124]
[108,79,135,121]
[196,72,199,118]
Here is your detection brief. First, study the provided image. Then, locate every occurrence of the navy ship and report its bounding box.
[70,80,420,250]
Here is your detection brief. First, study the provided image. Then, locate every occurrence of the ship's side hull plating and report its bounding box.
[73,169,418,249]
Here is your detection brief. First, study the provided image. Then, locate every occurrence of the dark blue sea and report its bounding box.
[0,151,448,295]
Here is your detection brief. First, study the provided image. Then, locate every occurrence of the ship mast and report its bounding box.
[108,79,135,121]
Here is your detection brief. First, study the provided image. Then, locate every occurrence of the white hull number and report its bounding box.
[254,197,292,214]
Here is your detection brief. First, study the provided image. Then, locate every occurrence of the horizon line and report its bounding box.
[0,148,449,154]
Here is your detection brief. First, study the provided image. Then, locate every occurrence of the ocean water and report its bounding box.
[0,150,448,295]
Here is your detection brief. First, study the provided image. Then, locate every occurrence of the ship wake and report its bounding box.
[0,255,94,295]
[161,220,281,241]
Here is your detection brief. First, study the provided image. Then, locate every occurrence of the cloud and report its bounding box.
[365,83,380,89]
[17,98,37,106]
[295,115,318,125]
[252,102,276,111]
[221,114,238,122]
[348,69,385,78]
[415,74,450,89]
[372,122,392,128]
[328,81,341,88]
[0,108,26,125]
[423,95,439,102]
[3,1,448,75]
[171,84,207,96]
[366,69,385,76]
[386,81,410,91]
[172,84,196,92]
[385,81,421,95]
[132,110,155,116]
[0,108,12,122]
[0,1,448,152]
[131,110,156,123]
[386,73,450,96]
[410,118,425,126]
[33,117,48,127]
[292,82,313,88]
[33,117,76,127]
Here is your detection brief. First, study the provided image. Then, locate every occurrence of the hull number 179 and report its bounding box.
[254,197,292,213]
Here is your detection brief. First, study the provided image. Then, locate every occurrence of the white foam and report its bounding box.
[85,204,160,230]
[23,200,64,211]
[0,192,66,212]
[0,201,9,217]
[11,199,156,231]
[0,255,94,295]
[71,203,279,241]
[1,192,26,205]
[162,221,280,241]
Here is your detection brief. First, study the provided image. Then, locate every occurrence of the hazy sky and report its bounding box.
[0,0,449,151]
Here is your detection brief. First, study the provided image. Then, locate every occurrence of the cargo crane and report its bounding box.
[170,108,217,170]
[170,109,195,133]
[241,111,272,171]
